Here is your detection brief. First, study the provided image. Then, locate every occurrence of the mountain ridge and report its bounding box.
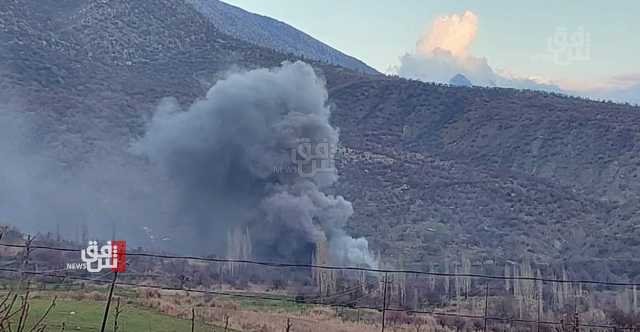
[186,0,378,74]
[1,0,639,278]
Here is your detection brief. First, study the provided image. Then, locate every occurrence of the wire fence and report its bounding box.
[0,241,639,331]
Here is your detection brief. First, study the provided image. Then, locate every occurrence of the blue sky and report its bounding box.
[225,0,639,91]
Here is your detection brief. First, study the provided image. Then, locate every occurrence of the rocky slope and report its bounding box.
[186,0,378,74]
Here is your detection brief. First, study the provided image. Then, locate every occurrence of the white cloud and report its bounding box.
[395,11,561,93]
[396,49,497,85]
[417,11,478,57]
[394,11,639,105]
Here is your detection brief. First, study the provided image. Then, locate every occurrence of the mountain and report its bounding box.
[330,78,640,273]
[1,0,639,278]
[449,73,472,87]
[186,0,378,74]
[0,0,366,154]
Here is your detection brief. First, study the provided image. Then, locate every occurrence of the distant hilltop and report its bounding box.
[187,0,379,74]
[449,73,472,87]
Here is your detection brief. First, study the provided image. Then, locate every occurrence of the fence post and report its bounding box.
[100,272,118,332]
[191,307,195,332]
[381,272,389,332]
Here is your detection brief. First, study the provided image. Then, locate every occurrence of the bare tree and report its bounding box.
[0,290,56,332]
[223,315,230,332]
[285,318,292,332]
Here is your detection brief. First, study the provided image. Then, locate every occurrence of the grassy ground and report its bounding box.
[1,287,445,332]
[11,297,231,332]
[222,294,311,313]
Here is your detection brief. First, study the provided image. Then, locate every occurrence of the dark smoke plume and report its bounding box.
[0,101,176,246]
[132,61,375,267]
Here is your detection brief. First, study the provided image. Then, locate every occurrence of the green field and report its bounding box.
[9,298,230,332]
[228,295,310,313]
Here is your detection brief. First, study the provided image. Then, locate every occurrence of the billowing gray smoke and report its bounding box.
[132,62,375,267]
[0,102,176,247]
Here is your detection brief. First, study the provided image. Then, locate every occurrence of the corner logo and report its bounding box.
[531,26,591,66]
[67,240,126,273]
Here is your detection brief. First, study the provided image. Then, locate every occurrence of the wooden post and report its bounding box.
[191,307,195,332]
[381,272,389,332]
[99,272,118,332]
[483,282,489,332]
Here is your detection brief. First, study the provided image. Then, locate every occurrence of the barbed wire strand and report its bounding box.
[1,242,638,287]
